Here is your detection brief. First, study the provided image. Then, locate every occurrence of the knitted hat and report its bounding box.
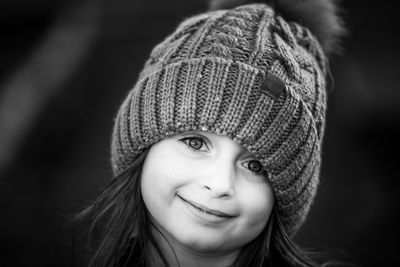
[111,0,344,236]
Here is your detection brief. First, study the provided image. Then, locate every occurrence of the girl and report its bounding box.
[75,0,346,266]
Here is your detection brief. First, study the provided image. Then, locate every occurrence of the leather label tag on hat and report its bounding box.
[260,72,285,99]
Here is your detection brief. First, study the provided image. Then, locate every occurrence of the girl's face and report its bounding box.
[141,131,274,255]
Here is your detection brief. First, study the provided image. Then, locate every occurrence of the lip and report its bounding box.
[178,195,236,218]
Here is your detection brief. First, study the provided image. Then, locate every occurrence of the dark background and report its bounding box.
[0,0,399,266]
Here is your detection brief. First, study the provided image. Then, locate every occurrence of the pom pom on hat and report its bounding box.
[208,0,346,55]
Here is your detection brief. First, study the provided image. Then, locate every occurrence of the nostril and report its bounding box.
[203,182,234,198]
[201,164,236,197]
[217,192,232,198]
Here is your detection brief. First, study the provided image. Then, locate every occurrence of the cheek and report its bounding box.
[141,151,179,228]
[141,155,174,203]
[223,183,274,249]
[142,164,185,194]
[239,183,274,228]
[140,146,192,207]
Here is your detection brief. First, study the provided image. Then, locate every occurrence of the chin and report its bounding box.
[177,232,225,251]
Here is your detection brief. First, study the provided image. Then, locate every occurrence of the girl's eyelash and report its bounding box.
[178,135,210,152]
[241,160,265,176]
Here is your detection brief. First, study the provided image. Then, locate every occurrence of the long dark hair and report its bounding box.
[73,149,347,267]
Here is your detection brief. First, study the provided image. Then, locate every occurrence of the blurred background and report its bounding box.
[0,0,399,266]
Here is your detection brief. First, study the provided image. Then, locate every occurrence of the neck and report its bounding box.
[146,225,239,267]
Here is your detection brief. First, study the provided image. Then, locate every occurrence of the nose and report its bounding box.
[202,158,235,198]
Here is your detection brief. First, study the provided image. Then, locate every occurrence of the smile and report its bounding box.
[178,196,235,218]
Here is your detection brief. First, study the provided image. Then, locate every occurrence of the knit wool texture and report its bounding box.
[111,3,328,236]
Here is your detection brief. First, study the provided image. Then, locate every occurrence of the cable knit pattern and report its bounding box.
[111,3,328,236]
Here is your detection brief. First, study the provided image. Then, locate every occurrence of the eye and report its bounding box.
[179,136,209,152]
[242,160,263,174]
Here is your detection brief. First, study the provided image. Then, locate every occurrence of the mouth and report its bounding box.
[178,196,236,218]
